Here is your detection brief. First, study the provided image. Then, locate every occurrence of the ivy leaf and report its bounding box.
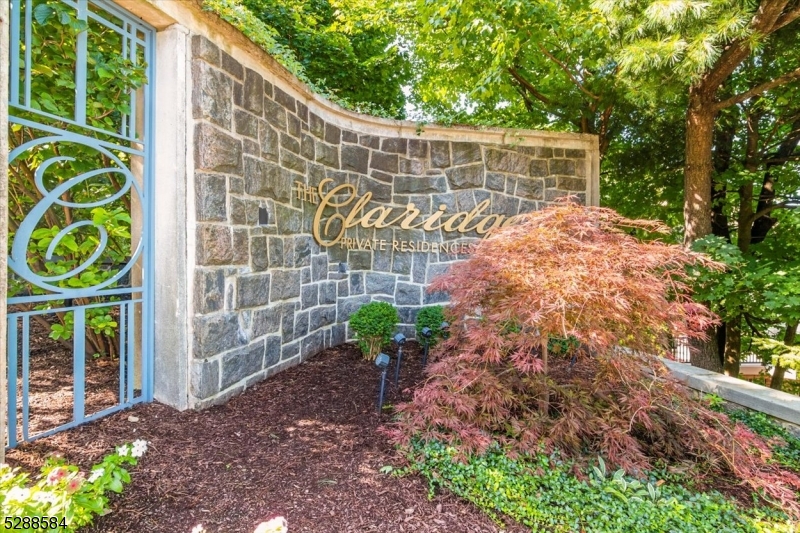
[32,4,55,25]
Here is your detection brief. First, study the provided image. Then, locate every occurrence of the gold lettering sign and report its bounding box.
[296,179,520,250]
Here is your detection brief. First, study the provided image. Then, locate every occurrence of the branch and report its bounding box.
[751,201,790,222]
[507,67,553,106]
[535,43,600,101]
[773,1,800,31]
[715,66,800,110]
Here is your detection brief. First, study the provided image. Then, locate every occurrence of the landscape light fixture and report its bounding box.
[375,352,390,412]
[393,333,406,387]
[420,327,433,366]
[440,321,450,340]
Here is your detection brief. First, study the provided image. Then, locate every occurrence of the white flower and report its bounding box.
[131,439,148,458]
[254,517,288,533]
[191,525,206,533]
[33,491,58,506]
[116,444,130,457]
[5,486,30,502]
[88,468,104,483]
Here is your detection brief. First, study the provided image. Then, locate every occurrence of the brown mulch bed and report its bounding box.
[7,342,527,533]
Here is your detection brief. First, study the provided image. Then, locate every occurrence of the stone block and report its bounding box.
[391,252,412,275]
[265,335,282,368]
[272,269,302,301]
[243,68,264,115]
[529,159,548,177]
[342,130,358,143]
[331,324,346,346]
[485,148,529,175]
[320,281,337,304]
[280,132,301,154]
[232,229,249,265]
[359,135,380,149]
[557,176,586,191]
[194,269,225,314]
[371,151,398,173]
[566,148,586,159]
[243,139,260,156]
[365,272,396,295]
[430,141,450,168]
[516,178,544,200]
[193,312,241,359]
[192,61,232,129]
[301,330,325,359]
[310,306,336,331]
[337,295,371,322]
[381,138,407,154]
[195,123,242,174]
[296,101,309,122]
[348,250,372,270]
[325,123,341,145]
[259,121,279,162]
[545,189,571,202]
[191,35,220,66]
[312,255,328,282]
[275,204,302,235]
[280,149,307,174]
[412,253,428,284]
[190,359,219,400]
[274,86,297,113]
[358,177,391,203]
[408,139,428,159]
[315,142,340,168]
[342,145,369,174]
[282,238,295,267]
[337,279,349,298]
[491,193,520,216]
[310,112,325,139]
[244,159,290,202]
[294,235,312,267]
[229,177,244,194]
[264,98,287,130]
[222,340,265,389]
[251,236,269,272]
[350,272,364,294]
[196,224,233,266]
[221,51,243,79]
[301,284,319,309]
[253,306,281,337]
[394,175,447,194]
[294,311,309,339]
[397,306,420,325]
[550,159,577,176]
[282,341,299,361]
[445,164,484,189]
[451,142,481,165]
[268,237,283,268]
[485,172,506,192]
[424,290,449,304]
[234,110,259,138]
[536,147,553,158]
[237,273,270,309]
[301,133,315,160]
[395,282,421,305]
[195,174,227,222]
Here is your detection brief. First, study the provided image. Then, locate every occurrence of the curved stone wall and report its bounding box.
[122,0,599,408]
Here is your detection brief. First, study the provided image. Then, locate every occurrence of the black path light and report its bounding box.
[375,352,390,413]
[420,327,432,367]
[440,321,450,340]
[393,333,406,387]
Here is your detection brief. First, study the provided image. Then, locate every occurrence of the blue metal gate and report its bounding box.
[6,0,155,447]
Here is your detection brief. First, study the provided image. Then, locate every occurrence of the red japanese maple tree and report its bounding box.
[388,201,800,514]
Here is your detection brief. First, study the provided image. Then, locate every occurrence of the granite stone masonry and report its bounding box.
[189,35,597,406]
[175,13,598,407]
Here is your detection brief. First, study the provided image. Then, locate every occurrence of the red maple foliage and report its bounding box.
[387,201,800,515]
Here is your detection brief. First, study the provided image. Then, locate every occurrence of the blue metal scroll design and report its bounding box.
[8,135,144,297]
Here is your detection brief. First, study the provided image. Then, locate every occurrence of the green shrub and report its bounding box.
[405,440,794,533]
[349,301,398,360]
[415,305,447,347]
[0,440,147,531]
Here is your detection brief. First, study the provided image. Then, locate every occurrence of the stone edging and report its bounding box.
[662,358,800,426]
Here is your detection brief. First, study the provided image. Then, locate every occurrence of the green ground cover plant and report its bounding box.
[348,301,398,360]
[415,305,447,347]
[405,440,794,533]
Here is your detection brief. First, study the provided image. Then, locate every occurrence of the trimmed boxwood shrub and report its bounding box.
[415,305,447,347]
[349,301,398,360]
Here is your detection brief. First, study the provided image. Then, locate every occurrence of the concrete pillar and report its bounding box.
[152,24,192,409]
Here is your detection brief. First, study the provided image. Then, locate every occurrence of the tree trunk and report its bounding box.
[723,316,742,377]
[690,326,724,372]
[771,321,798,391]
[683,90,717,246]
